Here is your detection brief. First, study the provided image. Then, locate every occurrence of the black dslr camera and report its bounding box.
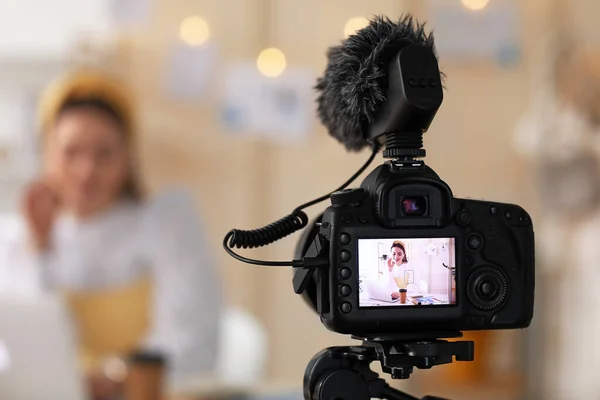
[295,166,535,336]
[292,45,534,338]
[224,16,535,400]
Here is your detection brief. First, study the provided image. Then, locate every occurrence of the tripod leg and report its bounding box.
[305,348,371,400]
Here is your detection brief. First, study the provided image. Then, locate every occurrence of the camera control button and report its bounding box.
[358,214,369,223]
[467,266,508,311]
[519,214,529,222]
[490,206,498,215]
[340,251,351,262]
[480,281,496,298]
[340,285,352,297]
[467,234,483,251]
[331,189,367,207]
[341,213,353,224]
[339,233,351,245]
[339,268,352,279]
[456,210,471,226]
[504,210,512,219]
[340,302,352,313]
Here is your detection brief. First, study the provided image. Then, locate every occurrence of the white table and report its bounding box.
[359,292,450,307]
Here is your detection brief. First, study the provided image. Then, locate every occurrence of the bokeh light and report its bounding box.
[256,47,287,78]
[179,16,210,46]
[344,17,370,38]
[461,0,490,11]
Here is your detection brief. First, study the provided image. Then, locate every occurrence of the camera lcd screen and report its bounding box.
[358,238,456,307]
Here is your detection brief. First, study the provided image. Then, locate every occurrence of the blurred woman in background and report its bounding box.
[1,70,222,399]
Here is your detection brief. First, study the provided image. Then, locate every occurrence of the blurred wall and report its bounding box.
[0,0,112,59]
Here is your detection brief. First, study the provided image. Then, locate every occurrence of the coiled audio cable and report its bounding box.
[223,145,379,267]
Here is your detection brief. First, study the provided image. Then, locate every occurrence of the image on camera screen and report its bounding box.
[358,238,456,307]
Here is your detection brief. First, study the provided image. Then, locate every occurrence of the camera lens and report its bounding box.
[401,196,427,216]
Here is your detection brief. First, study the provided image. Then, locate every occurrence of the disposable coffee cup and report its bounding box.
[399,289,407,304]
[125,352,166,400]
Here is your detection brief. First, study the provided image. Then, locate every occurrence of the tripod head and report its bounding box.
[304,332,474,400]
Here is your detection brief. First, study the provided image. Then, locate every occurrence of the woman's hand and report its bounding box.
[21,181,60,252]
[391,292,400,300]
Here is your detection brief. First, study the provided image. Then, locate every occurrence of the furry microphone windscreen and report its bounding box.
[315,15,438,152]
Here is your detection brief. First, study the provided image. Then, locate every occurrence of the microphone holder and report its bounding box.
[304,332,474,400]
[382,132,426,160]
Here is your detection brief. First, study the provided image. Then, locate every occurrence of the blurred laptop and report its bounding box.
[0,293,86,400]
[364,279,400,303]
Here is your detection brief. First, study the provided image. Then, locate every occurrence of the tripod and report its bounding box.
[303,332,474,400]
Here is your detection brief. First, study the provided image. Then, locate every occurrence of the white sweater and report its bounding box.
[0,188,222,389]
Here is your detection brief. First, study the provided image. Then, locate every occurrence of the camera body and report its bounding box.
[295,160,535,336]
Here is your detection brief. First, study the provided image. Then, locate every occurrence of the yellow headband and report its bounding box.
[37,69,135,136]
[392,240,406,250]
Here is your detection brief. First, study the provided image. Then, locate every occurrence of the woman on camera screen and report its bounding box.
[386,241,426,298]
